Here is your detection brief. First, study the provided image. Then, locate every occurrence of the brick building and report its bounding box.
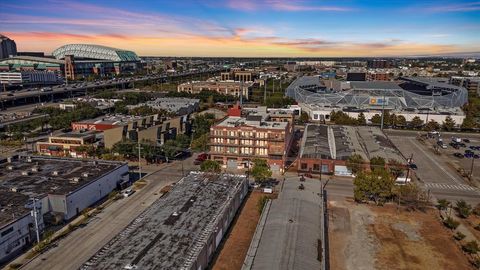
[209,116,293,172]
[177,80,253,99]
[36,131,98,158]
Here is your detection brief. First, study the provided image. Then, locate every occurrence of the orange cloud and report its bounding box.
[5,31,471,57]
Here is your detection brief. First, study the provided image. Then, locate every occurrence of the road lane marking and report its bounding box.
[409,139,461,184]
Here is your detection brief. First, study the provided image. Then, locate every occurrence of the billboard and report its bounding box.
[369,97,388,105]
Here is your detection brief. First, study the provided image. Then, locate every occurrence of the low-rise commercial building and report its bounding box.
[209,116,293,172]
[0,155,128,264]
[178,80,253,99]
[128,98,200,115]
[82,172,248,270]
[71,114,156,131]
[298,125,405,175]
[36,131,99,158]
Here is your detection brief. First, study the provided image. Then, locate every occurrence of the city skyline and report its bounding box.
[1,0,480,57]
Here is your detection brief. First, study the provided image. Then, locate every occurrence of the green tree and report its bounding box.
[112,140,137,158]
[371,114,382,126]
[200,160,221,173]
[395,115,407,127]
[461,116,477,130]
[353,169,394,205]
[387,159,404,178]
[410,116,424,129]
[192,113,216,139]
[251,158,272,182]
[370,156,386,171]
[299,112,310,124]
[346,154,365,175]
[442,116,456,131]
[456,200,472,218]
[357,112,367,125]
[424,120,440,131]
[191,133,209,151]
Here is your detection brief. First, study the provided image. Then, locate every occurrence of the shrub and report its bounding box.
[257,195,269,214]
[462,240,480,254]
[475,223,480,231]
[454,231,466,241]
[456,200,472,218]
[443,216,460,230]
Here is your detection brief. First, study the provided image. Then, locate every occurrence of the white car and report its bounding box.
[122,189,135,197]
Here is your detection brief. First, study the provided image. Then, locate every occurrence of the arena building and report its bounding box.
[286,76,468,125]
[0,44,142,80]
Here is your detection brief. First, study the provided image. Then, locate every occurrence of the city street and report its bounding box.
[11,157,199,270]
[387,133,480,205]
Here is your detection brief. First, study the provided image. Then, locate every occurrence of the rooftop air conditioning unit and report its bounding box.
[21,171,30,176]
[7,165,14,170]
[31,167,40,172]
[26,157,32,163]
[11,187,19,192]
[82,173,89,178]
[52,171,59,176]
[71,177,81,183]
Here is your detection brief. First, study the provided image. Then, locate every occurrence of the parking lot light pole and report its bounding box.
[470,157,475,178]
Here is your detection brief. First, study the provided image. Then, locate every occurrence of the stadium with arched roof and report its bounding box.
[52,44,140,62]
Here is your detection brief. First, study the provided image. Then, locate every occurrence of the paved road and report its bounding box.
[17,158,199,270]
[388,135,480,205]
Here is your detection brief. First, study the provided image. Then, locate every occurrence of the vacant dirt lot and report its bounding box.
[329,200,473,270]
[212,191,272,270]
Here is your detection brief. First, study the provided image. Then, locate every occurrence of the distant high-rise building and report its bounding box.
[0,34,17,59]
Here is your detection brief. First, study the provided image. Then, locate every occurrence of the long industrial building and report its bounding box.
[82,172,248,270]
[0,155,128,264]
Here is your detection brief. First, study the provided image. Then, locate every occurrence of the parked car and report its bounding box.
[194,153,209,165]
[465,153,474,158]
[454,153,464,159]
[463,138,470,143]
[474,154,480,159]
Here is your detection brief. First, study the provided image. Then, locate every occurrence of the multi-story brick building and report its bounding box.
[177,80,253,99]
[209,115,292,173]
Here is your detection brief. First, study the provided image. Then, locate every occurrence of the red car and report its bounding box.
[194,153,209,165]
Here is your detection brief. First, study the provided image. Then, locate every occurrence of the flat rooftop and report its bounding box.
[0,190,31,229]
[82,172,246,270]
[215,116,288,130]
[0,156,125,227]
[74,114,150,126]
[251,178,322,270]
[53,130,97,138]
[300,124,404,162]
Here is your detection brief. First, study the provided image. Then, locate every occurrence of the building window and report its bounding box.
[301,163,307,170]
[313,164,320,171]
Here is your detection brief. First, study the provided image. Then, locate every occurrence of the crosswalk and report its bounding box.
[424,183,479,192]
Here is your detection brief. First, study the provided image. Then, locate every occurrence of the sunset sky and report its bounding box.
[1,0,480,57]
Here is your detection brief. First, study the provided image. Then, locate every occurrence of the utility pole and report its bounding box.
[137,139,142,180]
[32,197,40,244]
[380,89,386,130]
[263,79,267,104]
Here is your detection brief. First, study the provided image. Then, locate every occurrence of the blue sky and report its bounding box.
[1,0,479,56]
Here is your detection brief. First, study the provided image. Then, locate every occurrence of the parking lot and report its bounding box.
[386,130,480,206]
